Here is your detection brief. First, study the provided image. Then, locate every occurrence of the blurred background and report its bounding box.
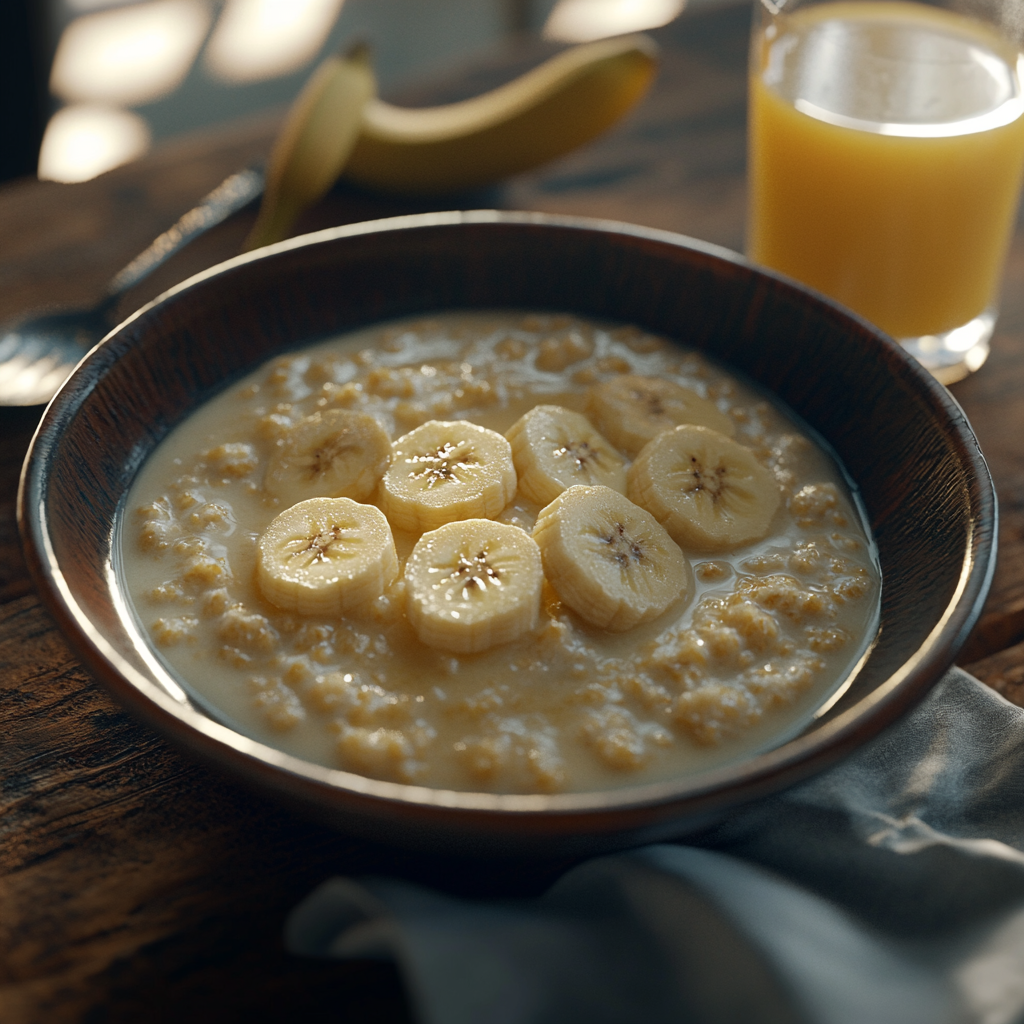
[0,0,691,187]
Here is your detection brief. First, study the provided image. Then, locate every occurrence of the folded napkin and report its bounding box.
[286,668,1024,1024]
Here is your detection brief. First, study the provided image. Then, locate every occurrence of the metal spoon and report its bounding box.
[0,164,266,407]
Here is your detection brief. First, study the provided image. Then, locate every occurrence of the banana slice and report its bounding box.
[256,497,398,615]
[506,405,627,506]
[264,408,391,504]
[380,420,517,534]
[627,425,780,552]
[405,519,543,653]
[587,374,735,456]
[533,485,690,632]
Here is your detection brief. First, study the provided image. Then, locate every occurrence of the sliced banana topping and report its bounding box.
[533,485,690,632]
[627,424,780,552]
[405,519,543,654]
[256,497,398,615]
[264,408,391,503]
[380,420,517,534]
[587,374,735,456]
[506,404,627,507]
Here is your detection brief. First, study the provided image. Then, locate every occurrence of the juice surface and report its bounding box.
[748,1,1024,339]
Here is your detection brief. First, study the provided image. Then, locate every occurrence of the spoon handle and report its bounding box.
[103,164,266,302]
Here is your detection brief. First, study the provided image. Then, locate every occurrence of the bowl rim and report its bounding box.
[18,209,997,830]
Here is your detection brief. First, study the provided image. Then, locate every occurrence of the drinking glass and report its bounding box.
[747,0,1024,383]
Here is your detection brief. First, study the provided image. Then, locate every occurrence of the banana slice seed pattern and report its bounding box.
[430,549,503,601]
[558,439,594,467]
[256,497,399,615]
[381,421,517,533]
[588,374,736,456]
[681,455,729,500]
[596,519,649,571]
[551,436,622,486]
[305,437,358,479]
[264,409,391,504]
[534,485,691,632]
[405,520,543,653]
[628,425,781,552]
[507,405,626,505]
[297,522,348,562]
[407,439,479,488]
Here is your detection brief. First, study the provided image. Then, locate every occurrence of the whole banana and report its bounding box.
[343,34,659,196]
[246,34,658,248]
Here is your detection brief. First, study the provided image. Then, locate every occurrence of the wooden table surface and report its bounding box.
[3,4,1024,1020]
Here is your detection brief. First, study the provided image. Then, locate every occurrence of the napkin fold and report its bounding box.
[286,668,1024,1024]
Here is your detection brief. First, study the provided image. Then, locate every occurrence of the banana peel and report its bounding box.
[244,43,375,252]
[245,34,658,250]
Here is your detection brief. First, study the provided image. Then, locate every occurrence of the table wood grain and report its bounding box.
[2,4,1022,1019]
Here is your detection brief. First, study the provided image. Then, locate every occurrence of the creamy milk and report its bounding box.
[120,312,880,793]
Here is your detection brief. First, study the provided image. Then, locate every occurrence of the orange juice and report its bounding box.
[748,1,1024,339]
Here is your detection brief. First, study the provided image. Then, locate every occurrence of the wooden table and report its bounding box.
[3,4,1023,1019]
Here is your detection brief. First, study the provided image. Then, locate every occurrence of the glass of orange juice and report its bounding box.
[747,0,1024,383]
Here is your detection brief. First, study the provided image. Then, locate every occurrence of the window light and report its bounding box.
[205,0,345,84]
[543,0,686,42]
[38,104,151,183]
[50,0,211,107]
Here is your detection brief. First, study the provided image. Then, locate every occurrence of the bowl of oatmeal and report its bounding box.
[19,211,995,854]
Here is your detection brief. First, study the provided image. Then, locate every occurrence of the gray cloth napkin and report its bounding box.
[285,667,1024,1024]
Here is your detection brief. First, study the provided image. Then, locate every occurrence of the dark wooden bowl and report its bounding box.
[19,212,996,855]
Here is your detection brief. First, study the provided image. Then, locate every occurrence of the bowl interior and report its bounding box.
[21,212,995,852]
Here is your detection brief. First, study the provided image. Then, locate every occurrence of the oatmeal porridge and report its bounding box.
[120,311,880,794]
